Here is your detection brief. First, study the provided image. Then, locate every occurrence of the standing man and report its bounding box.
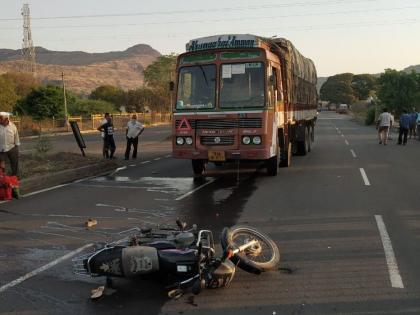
[408,108,418,139]
[0,112,20,176]
[125,114,144,160]
[97,113,116,159]
[376,107,393,145]
[398,109,410,145]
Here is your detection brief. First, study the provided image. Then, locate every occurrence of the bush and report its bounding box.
[35,135,52,154]
[365,106,376,125]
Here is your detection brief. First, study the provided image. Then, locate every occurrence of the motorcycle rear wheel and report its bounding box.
[222,225,280,271]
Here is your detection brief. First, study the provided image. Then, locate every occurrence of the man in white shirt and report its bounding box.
[376,108,394,145]
[125,114,144,160]
[0,112,20,176]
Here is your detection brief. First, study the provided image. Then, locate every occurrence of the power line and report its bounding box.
[0,0,382,21]
[7,17,415,44]
[0,5,415,30]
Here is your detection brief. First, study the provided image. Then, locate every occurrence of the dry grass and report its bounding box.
[18,152,112,179]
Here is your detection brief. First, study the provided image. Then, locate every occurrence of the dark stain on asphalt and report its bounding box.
[179,171,259,235]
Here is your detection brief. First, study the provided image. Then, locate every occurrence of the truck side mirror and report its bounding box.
[169,81,175,91]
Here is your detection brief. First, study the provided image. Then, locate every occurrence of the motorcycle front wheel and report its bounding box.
[221,225,280,271]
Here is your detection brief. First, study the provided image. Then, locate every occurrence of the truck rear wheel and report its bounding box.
[296,127,309,156]
[192,159,205,176]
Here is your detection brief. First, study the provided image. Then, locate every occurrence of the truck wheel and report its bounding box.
[306,127,311,153]
[192,159,205,176]
[279,142,291,168]
[266,144,279,176]
[296,127,308,156]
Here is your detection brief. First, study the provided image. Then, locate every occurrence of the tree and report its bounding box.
[143,54,177,111]
[89,85,125,109]
[125,88,167,112]
[320,73,355,104]
[2,72,40,99]
[351,74,377,100]
[16,86,72,120]
[0,76,18,112]
[68,98,115,116]
[377,69,420,115]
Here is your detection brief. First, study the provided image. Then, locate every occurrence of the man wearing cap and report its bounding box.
[0,112,20,176]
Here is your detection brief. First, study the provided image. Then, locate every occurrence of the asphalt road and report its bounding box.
[1,112,420,315]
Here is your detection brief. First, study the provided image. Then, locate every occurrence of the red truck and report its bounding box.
[171,34,318,176]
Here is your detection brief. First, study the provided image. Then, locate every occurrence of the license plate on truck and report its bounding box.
[208,151,225,162]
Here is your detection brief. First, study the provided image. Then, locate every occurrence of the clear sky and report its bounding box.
[0,0,419,76]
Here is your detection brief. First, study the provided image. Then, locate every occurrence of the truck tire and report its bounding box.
[306,126,311,153]
[192,159,205,176]
[279,142,291,168]
[296,127,309,156]
[266,142,279,176]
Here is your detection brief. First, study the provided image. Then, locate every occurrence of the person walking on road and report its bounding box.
[0,112,20,176]
[408,108,418,139]
[97,113,116,159]
[376,108,393,145]
[125,114,144,160]
[417,112,420,141]
[398,109,410,145]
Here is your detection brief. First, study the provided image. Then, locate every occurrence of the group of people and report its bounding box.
[97,113,145,160]
[377,108,419,145]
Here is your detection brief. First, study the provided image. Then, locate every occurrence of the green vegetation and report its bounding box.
[377,69,420,115]
[320,73,377,105]
[365,106,376,125]
[0,54,177,120]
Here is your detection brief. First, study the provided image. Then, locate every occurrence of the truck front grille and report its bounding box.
[200,136,235,146]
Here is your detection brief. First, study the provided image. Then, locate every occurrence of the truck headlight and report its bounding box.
[242,136,251,145]
[185,137,193,145]
[252,136,262,145]
[176,137,185,145]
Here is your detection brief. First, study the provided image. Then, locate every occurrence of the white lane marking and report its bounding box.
[341,134,345,137]
[165,155,171,158]
[22,184,70,198]
[141,160,151,164]
[350,149,357,158]
[129,164,136,167]
[175,178,217,201]
[344,139,349,145]
[0,243,93,293]
[374,215,404,289]
[359,168,371,186]
[110,166,127,175]
[154,157,161,161]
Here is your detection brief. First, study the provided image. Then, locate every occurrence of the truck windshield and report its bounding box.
[220,62,265,109]
[176,65,216,110]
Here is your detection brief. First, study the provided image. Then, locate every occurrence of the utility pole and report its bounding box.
[62,72,69,131]
[21,3,36,75]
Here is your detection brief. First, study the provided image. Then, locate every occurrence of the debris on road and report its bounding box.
[90,286,105,299]
[85,218,98,228]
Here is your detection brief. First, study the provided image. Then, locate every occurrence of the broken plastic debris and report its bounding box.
[85,218,98,228]
[90,286,105,299]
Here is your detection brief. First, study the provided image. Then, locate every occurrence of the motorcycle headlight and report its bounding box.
[176,137,185,145]
[242,136,251,145]
[252,136,262,145]
[185,137,193,145]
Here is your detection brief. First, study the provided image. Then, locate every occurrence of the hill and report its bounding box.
[403,64,420,73]
[0,44,161,93]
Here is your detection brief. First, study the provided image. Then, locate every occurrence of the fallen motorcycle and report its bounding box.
[72,220,280,298]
